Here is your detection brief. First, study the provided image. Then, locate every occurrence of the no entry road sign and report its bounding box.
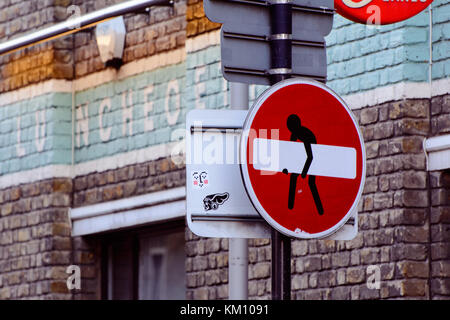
[185,108,358,240]
[240,78,366,239]
[335,0,433,25]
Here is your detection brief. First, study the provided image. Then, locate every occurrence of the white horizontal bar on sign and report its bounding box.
[252,138,357,179]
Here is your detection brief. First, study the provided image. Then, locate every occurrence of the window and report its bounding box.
[102,222,186,300]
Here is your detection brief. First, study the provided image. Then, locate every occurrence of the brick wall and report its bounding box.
[290,97,434,299]
[0,156,186,300]
[0,178,73,299]
[186,0,219,38]
[429,94,450,298]
[185,237,272,300]
[0,0,74,93]
[181,1,448,300]
[0,0,188,93]
[73,157,185,207]
[429,169,450,298]
[185,234,229,299]
[184,96,450,300]
[431,95,450,136]
[73,0,186,78]
[70,156,185,299]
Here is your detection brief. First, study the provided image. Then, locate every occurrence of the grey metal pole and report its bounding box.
[269,0,292,301]
[229,238,248,299]
[0,0,172,56]
[230,82,249,111]
[229,82,249,300]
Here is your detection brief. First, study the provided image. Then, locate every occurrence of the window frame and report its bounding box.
[100,219,185,300]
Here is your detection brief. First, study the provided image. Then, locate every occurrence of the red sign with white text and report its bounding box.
[335,0,433,25]
[240,79,366,239]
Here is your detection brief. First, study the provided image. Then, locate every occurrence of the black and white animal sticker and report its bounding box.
[203,192,229,211]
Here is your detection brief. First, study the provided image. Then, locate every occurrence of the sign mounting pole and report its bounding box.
[269,0,292,301]
[229,82,249,300]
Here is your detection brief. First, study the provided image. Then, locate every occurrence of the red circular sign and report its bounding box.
[240,79,366,239]
[335,0,433,25]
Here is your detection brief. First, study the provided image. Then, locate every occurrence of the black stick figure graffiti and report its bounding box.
[282,114,324,215]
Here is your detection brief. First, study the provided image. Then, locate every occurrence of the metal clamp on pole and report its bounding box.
[268,0,293,84]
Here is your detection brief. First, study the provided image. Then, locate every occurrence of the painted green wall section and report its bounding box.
[431,0,450,79]
[74,63,188,163]
[186,45,228,111]
[326,1,449,95]
[327,9,426,95]
[0,93,72,176]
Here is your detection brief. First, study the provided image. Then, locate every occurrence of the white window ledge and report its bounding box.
[424,134,450,171]
[70,187,186,236]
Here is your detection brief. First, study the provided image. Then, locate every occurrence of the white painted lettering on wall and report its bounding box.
[9,71,227,159]
[165,79,181,126]
[122,89,133,136]
[35,110,46,152]
[99,98,112,142]
[76,103,89,147]
[70,77,185,148]
[15,110,47,157]
[144,84,155,132]
[221,63,228,107]
[9,73,209,159]
[16,117,26,157]
[72,79,184,147]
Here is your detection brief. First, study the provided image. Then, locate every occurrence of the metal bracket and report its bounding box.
[191,214,265,222]
[190,125,243,134]
[132,0,175,23]
[216,0,334,14]
[105,0,175,25]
